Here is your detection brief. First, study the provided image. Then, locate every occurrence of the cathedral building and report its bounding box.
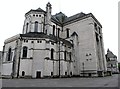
[2,2,107,78]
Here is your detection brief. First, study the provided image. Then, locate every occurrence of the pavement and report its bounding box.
[1,74,119,88]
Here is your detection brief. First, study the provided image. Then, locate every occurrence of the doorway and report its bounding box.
[36,71,41,78]
[22,71,25,76]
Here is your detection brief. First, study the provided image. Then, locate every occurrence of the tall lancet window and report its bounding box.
[22,46,28,58]
[66,28,69,38]
[26,23,29,33]
[7,48,12,61]
[57,28,60,37]
[53,25,55,35]
[51,48,54,60]
[34,21,38,32]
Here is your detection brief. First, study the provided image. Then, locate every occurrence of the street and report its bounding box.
[2,74,119,88]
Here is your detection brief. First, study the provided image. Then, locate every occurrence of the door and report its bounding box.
[36,71,41,78]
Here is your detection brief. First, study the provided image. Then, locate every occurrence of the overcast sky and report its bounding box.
[0,0,118,61]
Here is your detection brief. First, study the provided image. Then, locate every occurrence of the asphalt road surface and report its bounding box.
[2,74,119,88]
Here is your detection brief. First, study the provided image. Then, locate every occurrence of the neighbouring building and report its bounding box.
[2,2,107,78]
[0,51,1,75]
[105,49,119,74]
[118,62,120,72]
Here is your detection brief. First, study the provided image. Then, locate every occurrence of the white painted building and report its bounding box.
[2,2,107,78]
[106,49,119,74]
[0,51,2,76]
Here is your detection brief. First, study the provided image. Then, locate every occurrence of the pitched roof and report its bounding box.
[106,49,117,58]
[71,32,78,37]
[51,12,67,26]
[25,8,46,16]
[51,12,102,27]
[63,12,86,23]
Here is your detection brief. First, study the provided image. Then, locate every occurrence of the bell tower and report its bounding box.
[45,2,52,35]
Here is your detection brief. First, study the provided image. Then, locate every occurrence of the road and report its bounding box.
[1,74,119,88]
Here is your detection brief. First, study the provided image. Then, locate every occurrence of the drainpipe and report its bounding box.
[17,38,22,78]
[58,38,61,78]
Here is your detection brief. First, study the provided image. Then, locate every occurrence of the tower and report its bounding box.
[45,2,52,35]
[22,8,46,34]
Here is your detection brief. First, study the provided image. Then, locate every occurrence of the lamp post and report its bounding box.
[82,62,84,77]
[56,36,61,78]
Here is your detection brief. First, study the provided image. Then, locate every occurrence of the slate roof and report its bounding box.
[51,12,102,27]
[20,32,73,47]
[25,7,102,27]
[52,12,67,23]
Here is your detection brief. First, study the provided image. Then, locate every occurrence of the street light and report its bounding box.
[82,62,84,77]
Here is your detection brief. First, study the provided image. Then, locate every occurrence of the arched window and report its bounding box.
[22,46,28,58]
[7,48,12,61]
[64,51,67,61]
[51,48,54,60]
[69,52,72,61]
[26,23,29,33]
[34,21,38,32]
[53,25,55,35]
